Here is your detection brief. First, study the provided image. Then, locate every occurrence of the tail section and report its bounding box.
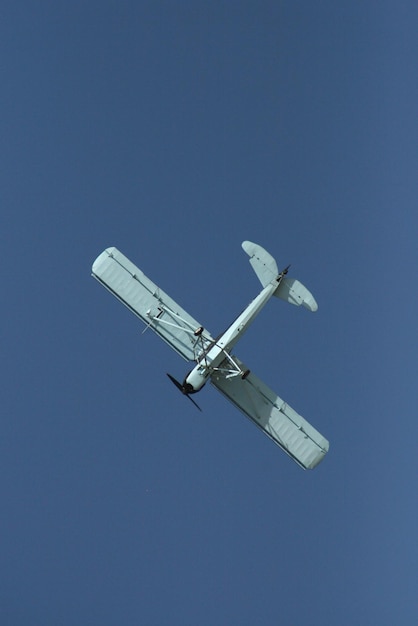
[242,241,318,312]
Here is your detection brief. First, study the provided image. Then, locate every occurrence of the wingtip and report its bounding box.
[241,240,257,256]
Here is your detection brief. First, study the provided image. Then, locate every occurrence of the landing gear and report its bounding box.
[241,369,250,380]
[194,326,204,336]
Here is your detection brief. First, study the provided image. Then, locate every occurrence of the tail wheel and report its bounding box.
[241,369,250,380]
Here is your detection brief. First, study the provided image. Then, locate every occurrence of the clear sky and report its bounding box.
[1,2,417,624]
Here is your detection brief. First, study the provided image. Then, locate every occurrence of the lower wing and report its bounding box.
[211,356,329,469]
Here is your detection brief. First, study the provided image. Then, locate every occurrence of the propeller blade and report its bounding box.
[186,394,202,412]
[166,373,184,392]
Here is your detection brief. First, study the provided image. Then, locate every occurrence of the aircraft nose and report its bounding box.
[182,380,195,394]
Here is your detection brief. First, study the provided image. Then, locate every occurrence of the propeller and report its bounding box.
[166,373,202,412]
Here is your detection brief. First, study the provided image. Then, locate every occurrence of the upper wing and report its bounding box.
[92,248,213,361]
[211,356,329,469]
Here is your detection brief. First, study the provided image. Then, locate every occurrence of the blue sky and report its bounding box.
[1,2,417,624]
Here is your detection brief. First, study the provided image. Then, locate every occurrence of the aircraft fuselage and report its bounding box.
[184,281,278,393]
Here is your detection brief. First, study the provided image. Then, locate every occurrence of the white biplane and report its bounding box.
[91,241,329,469]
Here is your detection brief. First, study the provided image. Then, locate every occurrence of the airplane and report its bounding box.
[91,241,329,469]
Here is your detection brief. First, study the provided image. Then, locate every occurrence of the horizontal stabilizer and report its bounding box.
[242,241,278,287]
[274,278,318,312]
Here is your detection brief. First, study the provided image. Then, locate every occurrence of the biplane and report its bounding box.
[91,241,329,469]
